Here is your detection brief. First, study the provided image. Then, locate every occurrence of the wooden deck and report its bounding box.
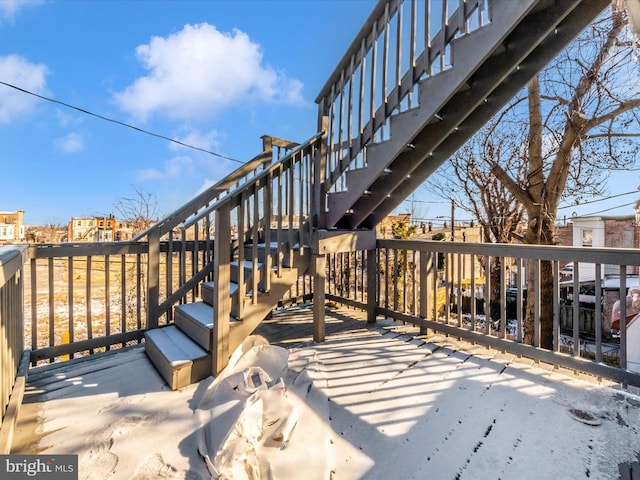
[12,304,640,479]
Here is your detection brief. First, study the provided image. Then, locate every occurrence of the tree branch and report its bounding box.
[490,162,531,208]
[584,98,640,130]
[582,132,640,139]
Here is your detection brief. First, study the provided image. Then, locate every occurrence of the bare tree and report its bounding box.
[429,7,639,348]
[428,115,527,245]
[113,185,159,235]
[490,8,639,347]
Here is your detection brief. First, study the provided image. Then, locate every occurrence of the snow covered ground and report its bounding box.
[13,308,640,479]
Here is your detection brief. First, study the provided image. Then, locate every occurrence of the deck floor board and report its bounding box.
[12,304,640,479]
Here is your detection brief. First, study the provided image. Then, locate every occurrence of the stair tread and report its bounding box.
[175,302,216,328]
[175,301,239,327]
[145,325,208,366]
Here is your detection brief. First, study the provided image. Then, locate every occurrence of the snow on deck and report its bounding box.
[12,305,640,479]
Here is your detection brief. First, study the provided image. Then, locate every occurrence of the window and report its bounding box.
[582,229,592,247]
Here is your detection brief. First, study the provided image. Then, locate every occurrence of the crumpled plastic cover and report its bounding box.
[194,336,330,480]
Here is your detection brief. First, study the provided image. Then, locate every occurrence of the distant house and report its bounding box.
[558,215,640,335]
[68,215,116,242]
[114,220,136,241]
[0,210,25,244]
[561,215,639,276]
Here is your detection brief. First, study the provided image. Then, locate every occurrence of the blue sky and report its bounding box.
[0,0,379,225]
[1,0,638,227]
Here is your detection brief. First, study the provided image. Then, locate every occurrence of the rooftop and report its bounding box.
[12,304,640,479]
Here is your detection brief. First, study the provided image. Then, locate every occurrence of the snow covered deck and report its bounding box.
[12,304,640,479]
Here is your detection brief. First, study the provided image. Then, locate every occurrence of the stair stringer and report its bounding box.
[360,0,610,228]
[227,249,310,357]
[324,0,538,228]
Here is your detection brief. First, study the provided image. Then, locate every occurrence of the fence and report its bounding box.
[326,238,640,387]
[0,245,27,452]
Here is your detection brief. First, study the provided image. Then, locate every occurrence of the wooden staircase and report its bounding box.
[142,0,610,389]
[317,0,610,229]
[142,132,320,389]
[145,241,309,390]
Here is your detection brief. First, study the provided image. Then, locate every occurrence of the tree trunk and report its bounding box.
[523,211,555,349]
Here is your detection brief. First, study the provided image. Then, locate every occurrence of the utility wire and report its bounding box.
[0,81,244,164]
[576,201,638,217]
[558,190,639,209]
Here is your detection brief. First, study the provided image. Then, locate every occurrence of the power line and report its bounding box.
[0,81,244,164]
[576,201,637,217]
[558,190,639,210]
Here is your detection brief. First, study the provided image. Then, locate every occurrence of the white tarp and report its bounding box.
[195,336,331,479]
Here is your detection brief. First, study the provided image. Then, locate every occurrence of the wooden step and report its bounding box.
[202,281,239,307]
[144,325,211,390]
[243,242,293,268]
[230,260,265,290]
[174,301,238,351]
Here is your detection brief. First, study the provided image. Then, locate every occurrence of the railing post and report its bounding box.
[367,248,377,324]
[213,205,231,374]
[312,253,326,342]
[147,228,160,330]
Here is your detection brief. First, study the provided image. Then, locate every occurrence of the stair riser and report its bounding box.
[144,327,211,390]
[174,308,213,351]
[201,283,237,312]
[230,262,266,291]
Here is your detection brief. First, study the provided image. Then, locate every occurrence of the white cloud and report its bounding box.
[0,0,44,22]
[169,128,222,153]
[0,54,48,123]
[138,155,194,181]
[55,108,83,128]
[54,132,84,153]
[113,23,304,122]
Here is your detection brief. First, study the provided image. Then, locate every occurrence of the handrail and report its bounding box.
[133,146,272,242]
[315,0,402,104]
[134,135,301,242]
[137,135,302,327]
[209,132,324,372]
[0,245,27,285]
[190,131,324,223]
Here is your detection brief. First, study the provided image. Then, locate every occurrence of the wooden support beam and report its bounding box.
[312,254,326,342]
[367,249,377,324]
[213,206,231,375]
[147,228,160,330]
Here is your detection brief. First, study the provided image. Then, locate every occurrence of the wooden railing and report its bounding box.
[0,245,27,446]
[209,133,323,372]
[18,132,323,367]
[25,240,194,362]
[18,135,305,363]
[326,238,640,387]
[315,0,491,198]
[137,135,299,327]
[9,229,640,388]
